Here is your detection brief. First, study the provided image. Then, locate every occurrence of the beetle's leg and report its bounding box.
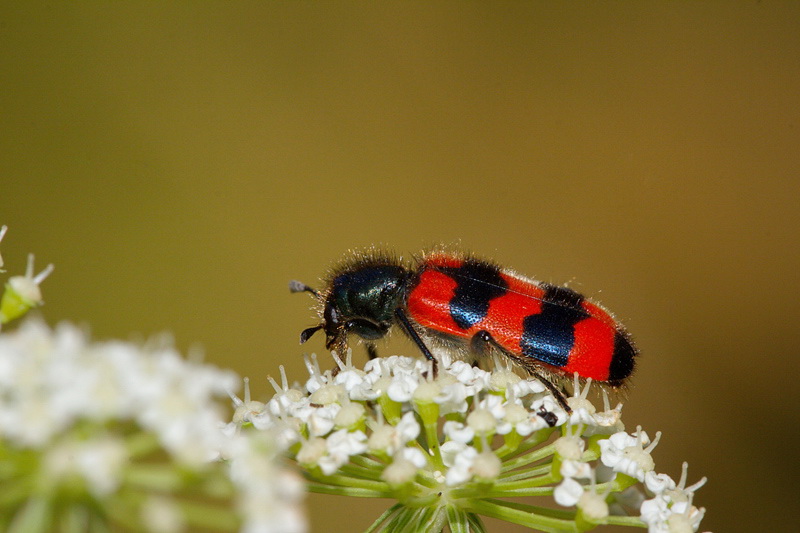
[394,308,438,377]
[471,329,572,414]
[366,343,378,361]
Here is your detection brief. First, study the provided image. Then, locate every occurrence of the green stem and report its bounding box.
[388,507,417,532]
[61,505,89,533]
[506,427,557,456]
[177,500,240,531]
[124,431,162,458]
[87,512,111,533]
[447,504,470,533]
[351,454,387,469]
[497,463,551,482]
[7,496,51,533]
[501,442,557,472]
[307,483,388,498]
[339,463,386,481]
[492,473,556,491]
[462,499,579,533]
[104,498,143,532]
[364,503,402,533]
[306,473,391,493]
[592,475,638,499]
[602,515,647,528]
[481,485,555,497]
[466,512,488,533]
[484,499,576,519]
[0,476,35,507]
[123,465,187,492]
[399,493,440,509]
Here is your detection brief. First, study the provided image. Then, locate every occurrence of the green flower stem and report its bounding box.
[105,497,148,531]
[601,515,647,528]
[198,471,237,500]
[427,505,449,532]
[462,498,579,533]
[177,499,240,531]
[378,395,402,425]
[61,505,89,533]
[497,463,551,482]
[364,503,402,533]
[123,431,161,458]
[413,506,439,531]
[505,427,557,457]
[450,482,555,500]
[414,401,444,470]
[123,465,191,492]
[493,473,556,490]
[487,499,576,520]
[447,504,469,533]
[339,463,386,481]
[388,507,417,531]
[309,473,391,493]
[414,506,435,530]
[494,430,523,457]
[398,493,439,508]
[467,512,488,533]
[88,514,111,533]
[307,483,388,498]
[412,468,441,489]
[0,476,35,507]
[351,454,387,469]
[585,434,606,456]
[481,485,555,498]
[580,449,600,462]
[7,496,50,533]
[500,442,557,472]
[595,473,638,495]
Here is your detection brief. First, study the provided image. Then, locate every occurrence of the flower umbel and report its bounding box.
[240,353,707,532]
[0,321,306,533]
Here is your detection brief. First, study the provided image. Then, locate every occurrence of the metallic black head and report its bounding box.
[292,262,410,354]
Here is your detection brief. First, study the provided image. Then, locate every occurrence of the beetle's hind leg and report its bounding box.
[470,329,572,414]
[394,308,438,377]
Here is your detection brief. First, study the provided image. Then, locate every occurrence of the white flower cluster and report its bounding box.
[600,431,707,533]
[0,320,306,533]
[0,322,235,457]
[238,351,707,532]
[243,353,568,482]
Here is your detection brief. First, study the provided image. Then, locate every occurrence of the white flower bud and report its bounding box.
[472,451,501,480]
[334,402,365,429]
[466,409,496,434]
[578,490,609,521]
[382,457,418,485]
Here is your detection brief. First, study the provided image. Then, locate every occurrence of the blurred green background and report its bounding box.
[2,3,798,532]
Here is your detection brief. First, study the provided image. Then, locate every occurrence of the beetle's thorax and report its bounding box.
[323,264,410,344]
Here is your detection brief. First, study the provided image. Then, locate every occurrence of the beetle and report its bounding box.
[291,250,637,411]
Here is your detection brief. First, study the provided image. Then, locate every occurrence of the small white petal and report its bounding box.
[443,421,474,444]
[398,446,428,469]
[554,477,584,507]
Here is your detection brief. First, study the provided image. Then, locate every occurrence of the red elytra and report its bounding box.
[406,254,635,384]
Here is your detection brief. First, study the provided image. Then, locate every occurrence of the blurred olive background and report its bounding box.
[2,3,798,532]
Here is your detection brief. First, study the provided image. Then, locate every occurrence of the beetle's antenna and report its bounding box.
[289,280,320,298]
